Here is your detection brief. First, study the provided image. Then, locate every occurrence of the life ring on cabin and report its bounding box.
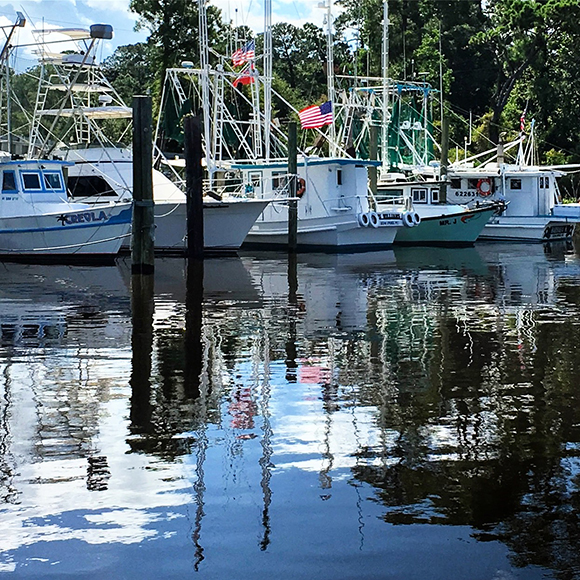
[296,177,306,198]
[477,178,492,197]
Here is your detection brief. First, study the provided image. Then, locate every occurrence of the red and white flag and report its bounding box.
[233,68,255,88]
[298,101,333,129]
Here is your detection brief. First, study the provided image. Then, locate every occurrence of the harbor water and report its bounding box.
[1,243,580,579]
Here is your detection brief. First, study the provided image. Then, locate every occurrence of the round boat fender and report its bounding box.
[477,178,492,197]
[412,212,421,226]
[369,211,380,228]
[296,177,306,198]
[358,212,370,227]
[402,211,415,228]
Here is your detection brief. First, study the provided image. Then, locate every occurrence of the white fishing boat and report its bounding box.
[26,24,269,254]
[0,15,130,262]
[445,136,580,242]
[65,147,270,254]
[153,1,400,252]
[0,156,131,260]
[235,156,399,250]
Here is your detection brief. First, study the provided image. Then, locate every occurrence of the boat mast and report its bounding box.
[322,0,336,156]
[263,0,272,161]
[198,0,214,186]
[0,12,25,154]
[380,0,389,176]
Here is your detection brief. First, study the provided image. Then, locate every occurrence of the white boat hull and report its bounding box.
[0,203,132,259]
[245,214,397,249]
[151,198,271,253]
[479,216,576,242]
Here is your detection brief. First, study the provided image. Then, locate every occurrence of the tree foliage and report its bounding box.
[6,0,580,163]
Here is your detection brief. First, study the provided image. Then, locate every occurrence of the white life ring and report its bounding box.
[402,211,415,228]
[358,212,370,227]
[412,212,421,226]
[369,211,380,228]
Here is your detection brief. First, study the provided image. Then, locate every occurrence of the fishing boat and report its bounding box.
[0,15,131,262]
[376,175,499,245]
[26,24,269,254]
[153,0,400,252]
[0,155,131,261]
[235,156,399,250]
[445,138,580,242]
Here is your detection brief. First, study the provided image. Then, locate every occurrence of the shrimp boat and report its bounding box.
[154,0,400,252]
[26,24,269,254]
[0,15,131,262]
[444,135,580,241]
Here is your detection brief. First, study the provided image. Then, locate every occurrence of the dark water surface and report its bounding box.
[1,243,580,580]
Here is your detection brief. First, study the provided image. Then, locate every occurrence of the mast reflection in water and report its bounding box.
[1,244,580,579]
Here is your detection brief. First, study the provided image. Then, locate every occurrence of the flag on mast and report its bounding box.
[233,64,255,87]
[298,101,333,129]
[232,40,255,66]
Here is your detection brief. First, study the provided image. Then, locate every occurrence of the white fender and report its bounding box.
[369,212,380,228]
[358,212,370,227]
[402,211,414,228]
[412,212,421,226]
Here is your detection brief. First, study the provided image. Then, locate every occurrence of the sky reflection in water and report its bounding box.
[1,243,580,579]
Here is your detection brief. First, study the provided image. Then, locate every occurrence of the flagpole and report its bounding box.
[264,0,272,161]
[321,0,336,156]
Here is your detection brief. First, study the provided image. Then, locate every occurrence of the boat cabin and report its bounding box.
[0,160,72,215]
[446,166,560,217]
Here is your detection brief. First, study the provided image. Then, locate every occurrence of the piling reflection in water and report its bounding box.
[0,245,580,578]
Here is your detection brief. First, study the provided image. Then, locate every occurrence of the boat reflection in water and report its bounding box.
[1,243,580,579]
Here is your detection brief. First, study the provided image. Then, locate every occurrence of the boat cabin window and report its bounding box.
[67,175,116,197]
[376,188,403,203]
[450,178,461,189]
[431,188,439,203]
[539,176,549,188]
[43,172,63,190]
[337,169,342,186]
[467,178,479,190]
[2,171,17,192]
[21,172,42,191]
[272,172,287,191]
[412,188,427,203]
[510,178,522,190]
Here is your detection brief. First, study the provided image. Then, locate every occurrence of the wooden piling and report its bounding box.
[184,115,204,260]
[129,272,154,435]
[288,121,298,252]
[131,95,155,274]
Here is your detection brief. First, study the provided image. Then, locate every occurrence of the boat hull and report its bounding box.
[394,206,496,246]
[244,215,397,251]
[479,216,576,242]
[149,198,270,254]
[0,203,131,261]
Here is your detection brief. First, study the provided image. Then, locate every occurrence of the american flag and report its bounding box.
[232,40,255,66]
[298,101,333,129]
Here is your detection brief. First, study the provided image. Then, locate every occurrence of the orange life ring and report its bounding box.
[296,177,306,198]
[477,178,492,197]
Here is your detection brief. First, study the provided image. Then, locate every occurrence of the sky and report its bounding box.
[0,0,328,70]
